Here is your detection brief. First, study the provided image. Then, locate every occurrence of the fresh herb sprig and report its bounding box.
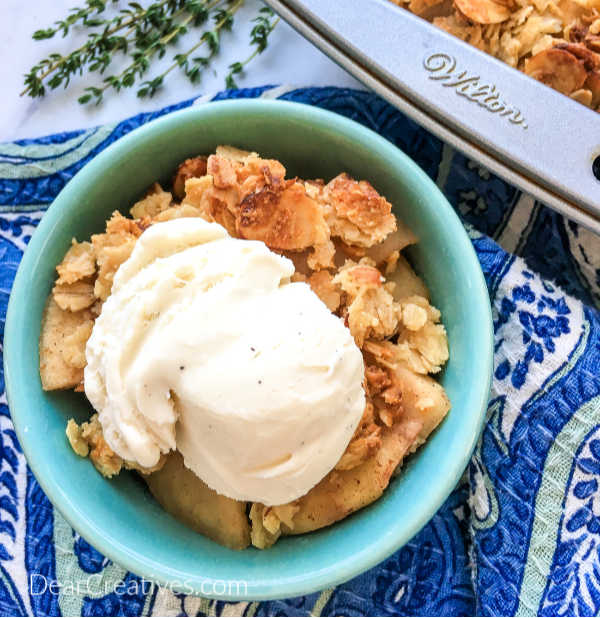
[22,0,279,104]
[225,6,279,89]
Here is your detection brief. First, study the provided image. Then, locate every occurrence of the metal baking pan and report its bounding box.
[264,0,600,233]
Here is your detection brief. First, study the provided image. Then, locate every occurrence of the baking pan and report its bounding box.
[265,0,600,233]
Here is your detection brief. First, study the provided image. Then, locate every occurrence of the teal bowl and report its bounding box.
[4,99,493,600]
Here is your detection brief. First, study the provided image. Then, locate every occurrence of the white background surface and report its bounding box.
[0,0,360,141]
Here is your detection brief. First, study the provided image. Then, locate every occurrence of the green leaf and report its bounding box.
[33,28,56,40]
[187,66,201,83]
[122,72,135,87]
[201,30,219,53]
[48,75,63,89]
[225,73,237,89]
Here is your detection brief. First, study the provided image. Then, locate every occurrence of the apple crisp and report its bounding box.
[40,146,450,550]
[390,0,600,110]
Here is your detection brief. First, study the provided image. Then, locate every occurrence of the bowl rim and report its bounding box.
[4,98,493,601]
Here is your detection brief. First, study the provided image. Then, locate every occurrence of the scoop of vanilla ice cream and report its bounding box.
[84,217,365,505]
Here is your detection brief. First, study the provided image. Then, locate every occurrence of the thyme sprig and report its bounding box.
[137,0,244,98]
[225,6,279,89]
[22,0,279,104]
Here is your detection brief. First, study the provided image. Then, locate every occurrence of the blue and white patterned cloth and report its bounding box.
[0,85,599,617]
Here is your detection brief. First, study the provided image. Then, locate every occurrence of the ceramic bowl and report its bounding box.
[4,99,493,600]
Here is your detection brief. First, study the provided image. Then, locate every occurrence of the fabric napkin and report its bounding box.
[0,85,599,617]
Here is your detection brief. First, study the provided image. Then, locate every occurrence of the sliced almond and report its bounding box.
[525,47,587,94]
[584,70,600,106]
[455,0,511,24]
[585,33,600,52]
[556,42,600,69]
[570,87,594,105]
